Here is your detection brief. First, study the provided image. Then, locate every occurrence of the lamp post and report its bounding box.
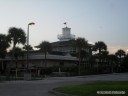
[26,22,35,72]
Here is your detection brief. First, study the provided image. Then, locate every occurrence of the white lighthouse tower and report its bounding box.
[57,24,75,41]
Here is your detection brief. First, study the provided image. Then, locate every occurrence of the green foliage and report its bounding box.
[93,41,108,61]
[115,49,126,58]
[36,41,52,52]
[73,37,88,52]
[73,37,89,75]
[23,45,33,51]
[123,54,128,71]
[0,34,10,58]
[94,41,107,53]
[54,81,128,96]
[9,47,24,59]
[7,27,26,47]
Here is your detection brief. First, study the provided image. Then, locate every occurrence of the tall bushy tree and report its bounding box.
[115,49,126,72]
[0,34,10,58]
[36,41,52,75]
[73,37,88,75]
[115,49,126,60]
[7,27,26,50]
[93,41,108,73]
[94,41,107,54]
[7,27,26,77]
[108,54,118,73]
[9,47,24,77]
[123,54,128,71]
[94,41,108,61]
[23,45,33,51]
[0,34,10,73]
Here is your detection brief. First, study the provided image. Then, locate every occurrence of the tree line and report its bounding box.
[0,27,128,76]
[73,38,128,75]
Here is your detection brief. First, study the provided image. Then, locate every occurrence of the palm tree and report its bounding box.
[0,34,10,74]
[7,27,26,77]
[100,50,109,72]
[0,34,10,57]
[7,27,26,50]
[108,54,118,73]
[94,41,107,73]
[36,41,52,75]
[78,50,89,62]
[123,54,128,72]
[94,41,107,54]
[73,37,88,75]
[115,49,126,72]
[115,49,126,60]
[9,47,24,77]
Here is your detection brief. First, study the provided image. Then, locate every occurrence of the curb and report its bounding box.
[49,90,78,96]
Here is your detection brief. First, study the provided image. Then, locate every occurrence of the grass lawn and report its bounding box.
[54,81,128,96]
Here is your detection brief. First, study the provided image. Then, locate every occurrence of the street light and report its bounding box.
[26,22,35,72]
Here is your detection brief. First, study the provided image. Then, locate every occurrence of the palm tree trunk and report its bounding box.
[111,61,113,73]
[1,59,4,71]
[44,52,47,76]
[13,43,17,77]
[78,51,81,75]
[16,59,18,77]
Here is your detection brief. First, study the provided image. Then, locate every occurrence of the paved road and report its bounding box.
[0,73,128,96]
